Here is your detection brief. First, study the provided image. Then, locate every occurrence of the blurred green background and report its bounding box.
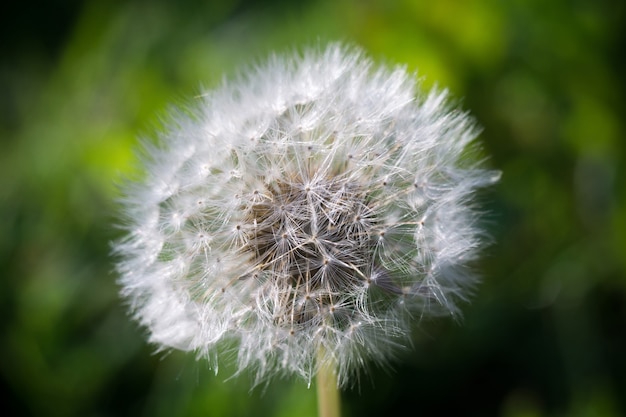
[1,0,624,416]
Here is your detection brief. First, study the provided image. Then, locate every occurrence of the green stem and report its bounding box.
[316,351,341,417]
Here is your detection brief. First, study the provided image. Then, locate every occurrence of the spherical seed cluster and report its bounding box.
[114,44,499,387]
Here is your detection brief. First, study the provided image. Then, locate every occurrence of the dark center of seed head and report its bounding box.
[239,177,390,327]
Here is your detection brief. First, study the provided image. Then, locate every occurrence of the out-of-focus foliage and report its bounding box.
[1,0,624,416]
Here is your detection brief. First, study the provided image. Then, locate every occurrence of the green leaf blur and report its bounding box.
[1,0,624,416]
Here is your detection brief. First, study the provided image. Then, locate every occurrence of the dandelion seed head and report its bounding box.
[114,43,499,387]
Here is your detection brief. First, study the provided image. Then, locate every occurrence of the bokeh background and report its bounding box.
[1,0,625,416]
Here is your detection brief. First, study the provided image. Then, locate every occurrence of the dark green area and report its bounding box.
[1,0,624,416]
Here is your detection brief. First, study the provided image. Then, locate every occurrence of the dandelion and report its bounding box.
[114,43,499,416]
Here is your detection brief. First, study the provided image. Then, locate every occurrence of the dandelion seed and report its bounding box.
[113,43,499,394]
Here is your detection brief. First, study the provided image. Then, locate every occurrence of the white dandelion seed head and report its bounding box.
[113,43,499,388]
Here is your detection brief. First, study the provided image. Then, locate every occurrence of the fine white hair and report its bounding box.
[113,43,499,387]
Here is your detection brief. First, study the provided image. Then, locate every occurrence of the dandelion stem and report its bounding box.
[316,348,341,417]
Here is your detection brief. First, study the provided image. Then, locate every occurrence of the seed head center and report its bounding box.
[240,177,377,328]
